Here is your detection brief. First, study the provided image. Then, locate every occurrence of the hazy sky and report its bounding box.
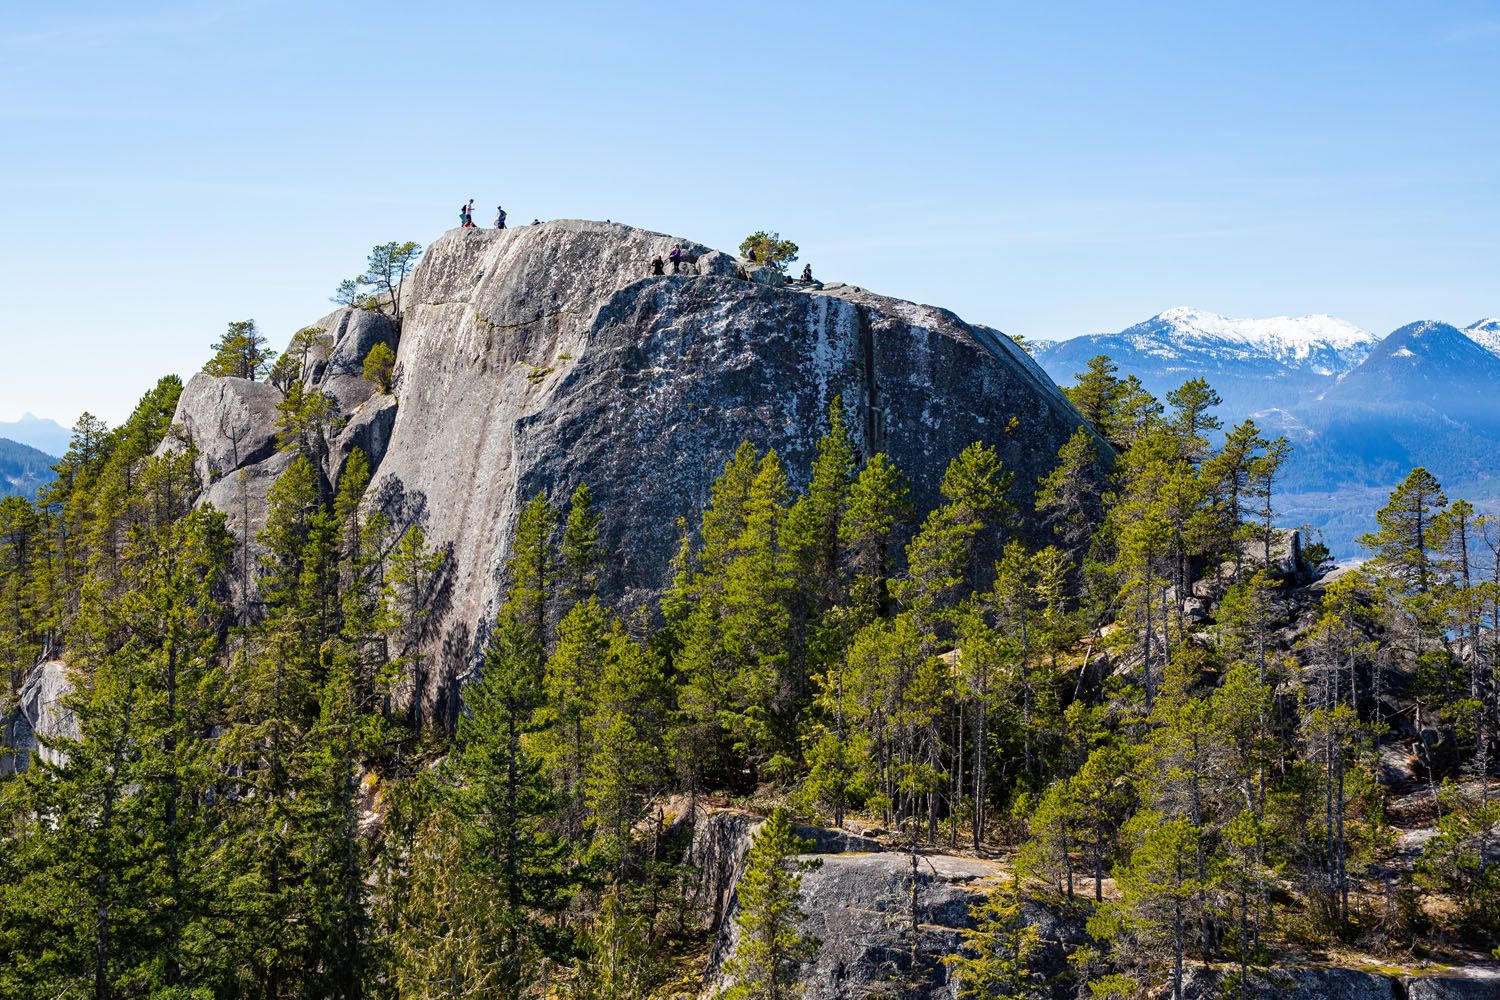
[3,1,1498,426]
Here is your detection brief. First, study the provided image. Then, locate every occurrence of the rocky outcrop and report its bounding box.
[166,305,399,584]
[172,373,282,485]
[168,219,1098,720]
[690,809,1077,1000]
[1182,965,1500,1000]
[691,807,1500,1000]
[1404,973,1500,999]
[371,221,1096,717]
[2,660,77,773]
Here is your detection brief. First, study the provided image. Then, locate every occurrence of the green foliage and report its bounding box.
[1414,785,1500,940]
[720,808,820,1000]
[361,341,397,394]
[335,240,424,321]
[204,319,276,381]
[6,352,1500,997]
[943,878,1048,999]
[739,231,800,272]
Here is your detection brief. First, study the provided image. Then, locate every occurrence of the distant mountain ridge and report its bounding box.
[1032,307,1378,415]
[0,414,71,457]
[1034,307,1500,558]
[1465,317,1500,356]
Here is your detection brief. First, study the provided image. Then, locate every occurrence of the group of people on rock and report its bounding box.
[459,198,506,229]
[452,203,819,285]
[648,248,817,284]
[650,245,686,276]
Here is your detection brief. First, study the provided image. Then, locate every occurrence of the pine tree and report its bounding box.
[942,878,1047,1000]
[584,621,671,876]
[204,319,276,381]
[839,452,911,618]
[1065,355,1128,444]
[561,482,605,608]
[721,808,820,1000]
[538,596,611,839]
[1102,812,1213,1000]
[1034,425,1105,562]
[1361,466,1448,596]
[1165,377,1222,466]
[438,490,568,995]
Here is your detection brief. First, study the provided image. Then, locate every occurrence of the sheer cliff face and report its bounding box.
[175,219,1094,720]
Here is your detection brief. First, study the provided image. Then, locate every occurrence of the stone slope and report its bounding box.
[172,219,1096,720]
[691,808,1500,1000]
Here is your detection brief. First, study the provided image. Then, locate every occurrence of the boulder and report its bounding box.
[685,810,884,935]
[747,264,787,288]
[1405,973,1500,999]
[2,660,77,773]
[170,373,282,483]
[690,808,1077,1000]
[1182,966,1399,999]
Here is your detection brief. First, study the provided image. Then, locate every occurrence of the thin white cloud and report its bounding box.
[0,2,268,52]
[1443,20,1500,43]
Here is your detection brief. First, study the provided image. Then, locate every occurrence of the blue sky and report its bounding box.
[2,1,1497,427]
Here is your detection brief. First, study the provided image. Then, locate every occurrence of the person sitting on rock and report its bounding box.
[800,263,813,283]
[651,255,665,276]
[669,245,683,273]
[495,206,507,229]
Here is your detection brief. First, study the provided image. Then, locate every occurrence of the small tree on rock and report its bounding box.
[205,319,276,381]
[739,232,799,273]
[334,240,423,322]
[943,877,1048,1000]
[722,807,820,1000]
[362,342,397,394]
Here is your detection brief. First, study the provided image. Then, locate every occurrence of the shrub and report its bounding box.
[363,342,397,394]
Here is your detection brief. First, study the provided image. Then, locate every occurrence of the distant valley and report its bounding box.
[1034,308,1500,558]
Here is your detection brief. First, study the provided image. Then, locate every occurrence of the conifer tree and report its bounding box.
[561,482,605,609]
[839,452,911,617]
[204,319,276,381]
[721,808,820,1000]
[1361,466,1448,596]
[1034,425,1104,562]
[942,878,1047,1000]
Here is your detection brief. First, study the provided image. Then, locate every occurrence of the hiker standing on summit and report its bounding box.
[495,206,507,229]
[669,244,682,273]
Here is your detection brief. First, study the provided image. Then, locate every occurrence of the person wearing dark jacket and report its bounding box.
[651,256,665,275]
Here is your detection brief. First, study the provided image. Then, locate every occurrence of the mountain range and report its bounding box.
[1034,309,1500,557]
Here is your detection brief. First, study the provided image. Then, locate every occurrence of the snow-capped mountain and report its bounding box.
[1322,321,1500,422]
[1465,318,1500,358]
[1126,306,1374,373]
[1032,310,1500,559]
[1032,307,1375,415]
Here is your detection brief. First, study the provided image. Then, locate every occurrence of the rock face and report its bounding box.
[689,810,1078,1000]
[2,660,77,774]
[372,220,1094,718]
[169,219,1097,720]
[165,306,399,587]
